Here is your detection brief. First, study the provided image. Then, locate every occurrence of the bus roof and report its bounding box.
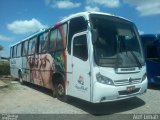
[52,11,131,28]
[10,28,47,47]
[141,34,160,41]
[11,12,132,47]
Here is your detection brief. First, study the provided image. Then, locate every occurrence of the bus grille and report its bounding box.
[118,88,140,95]
[114,78,141,86]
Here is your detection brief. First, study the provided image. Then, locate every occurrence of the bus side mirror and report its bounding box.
[92,29,99,44]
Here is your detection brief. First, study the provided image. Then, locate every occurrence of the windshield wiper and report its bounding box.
[127,47,142,69]
[118,36,142,69]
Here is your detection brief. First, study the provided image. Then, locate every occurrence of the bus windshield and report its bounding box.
[90,14,145,68]
[141,35,160,62]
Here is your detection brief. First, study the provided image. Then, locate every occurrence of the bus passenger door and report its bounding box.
[71,32,91,101]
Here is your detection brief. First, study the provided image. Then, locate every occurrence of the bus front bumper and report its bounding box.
[92,79,147,103]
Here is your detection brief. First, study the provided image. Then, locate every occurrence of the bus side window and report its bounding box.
[22,41,28,56]
[50,29,57,51]
[28,37,37,55]
[56,29,62,50]
[10,47,13,58]
[12,46,14,58]
[56,24,67,50]
[68,17,87,54]
[73,35,88,61]
[39,32,49,53]
[49,23,67,51]
[16,43,22,57]
[12,46,17,58]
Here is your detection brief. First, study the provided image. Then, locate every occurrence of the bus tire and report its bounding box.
[18,71,24,85]
[56,78,67,102]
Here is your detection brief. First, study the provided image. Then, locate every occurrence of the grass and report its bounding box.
[0,61,10,76]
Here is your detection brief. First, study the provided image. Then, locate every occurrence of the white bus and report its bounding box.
[10,12,147,103]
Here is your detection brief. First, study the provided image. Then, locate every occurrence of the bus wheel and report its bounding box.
[56,81,67,102]
[18,71,24,85]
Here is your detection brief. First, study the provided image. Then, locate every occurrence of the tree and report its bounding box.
[0,45,3,51]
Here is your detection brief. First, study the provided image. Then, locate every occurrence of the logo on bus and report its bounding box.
[128,77,133,84]
[75,76,88,92]
[78,76,84,85]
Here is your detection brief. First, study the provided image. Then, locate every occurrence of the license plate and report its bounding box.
[127,86,135,92]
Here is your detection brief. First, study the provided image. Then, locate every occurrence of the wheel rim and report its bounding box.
[57,84,65,96]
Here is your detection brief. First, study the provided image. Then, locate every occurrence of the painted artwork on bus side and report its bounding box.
[22,24,67,90]
[22,52,66,89]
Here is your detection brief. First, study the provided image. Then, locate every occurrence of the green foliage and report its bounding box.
[0,61,10,76]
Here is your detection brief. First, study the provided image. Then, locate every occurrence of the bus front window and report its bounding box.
[146,40,160,62]
[90,14,145,68]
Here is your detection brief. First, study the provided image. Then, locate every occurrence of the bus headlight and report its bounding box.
[96,73,114,85]
[142,73,147,82]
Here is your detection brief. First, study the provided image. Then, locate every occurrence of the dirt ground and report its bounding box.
[0,76,86,114]
[0,76,160,115]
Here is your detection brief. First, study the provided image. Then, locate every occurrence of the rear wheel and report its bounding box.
[55,79,67,102]
[57,83,65,98]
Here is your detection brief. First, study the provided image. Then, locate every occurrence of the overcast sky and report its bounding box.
[0,0,160,57]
